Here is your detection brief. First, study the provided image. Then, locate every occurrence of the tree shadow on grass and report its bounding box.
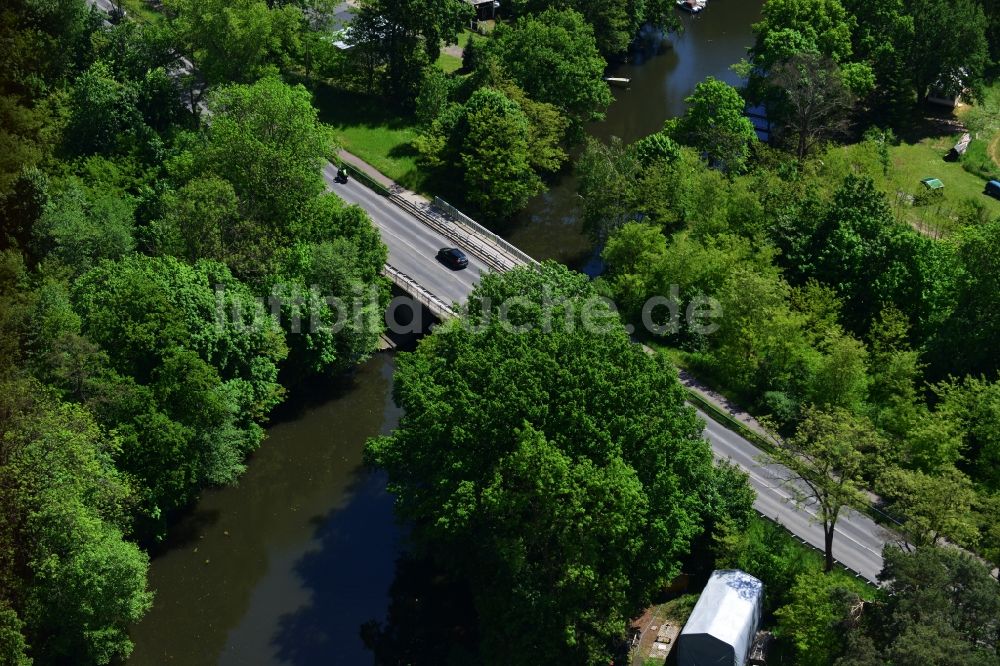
[312,84,417,132]
[893,103,970,145]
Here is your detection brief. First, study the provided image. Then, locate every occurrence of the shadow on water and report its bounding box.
[360,555,480,666]
[128,355,403,666]
[270,468,400,665]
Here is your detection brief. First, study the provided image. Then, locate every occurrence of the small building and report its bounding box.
[927,69,968,108]
[465,0,498,20]
[676,569,764,666]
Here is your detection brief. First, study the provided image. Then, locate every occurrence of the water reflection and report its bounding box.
[505,0,765,266]
[128,355,401,666]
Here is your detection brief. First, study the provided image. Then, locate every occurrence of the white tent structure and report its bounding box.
[676,569,764,666]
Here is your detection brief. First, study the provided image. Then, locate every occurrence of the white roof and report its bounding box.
[678,569,763,666]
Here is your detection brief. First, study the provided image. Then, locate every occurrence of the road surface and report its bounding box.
[702,410,891,582]
[323,165,487,307]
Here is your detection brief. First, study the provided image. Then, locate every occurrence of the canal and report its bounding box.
[506,0,764,267]
[128,356,401,665]
[127,3,763,663]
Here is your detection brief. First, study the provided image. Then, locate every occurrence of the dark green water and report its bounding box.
[127,5,763,663]
[128,355,401,665]
[505,0,765,269]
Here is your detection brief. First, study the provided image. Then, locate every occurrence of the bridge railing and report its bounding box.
[382,263,457,321]
[432,197,539,268]
[388,196,514,273]
[347,164,392,197]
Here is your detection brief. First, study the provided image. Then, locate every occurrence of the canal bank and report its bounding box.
[127,5,764,662]
[505,0,764,267]
[127,355,401,665]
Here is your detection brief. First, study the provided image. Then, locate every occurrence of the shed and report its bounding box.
[676,569,764,666]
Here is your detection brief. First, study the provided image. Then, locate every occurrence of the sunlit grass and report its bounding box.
[312,84,428,192]
[435,51,463,74]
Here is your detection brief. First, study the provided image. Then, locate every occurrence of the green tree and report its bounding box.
[197,76,332,234]
[270,229,389,379]
[32,177,135,275]
[151,176,240,264]
[932,220,1000,379]
[672,78,756,173]
[576,137,642,241]
[877,466,979,547]
[186,76,351,282]
[64,61,147,156]
[366,263,745,665]
[414,65,455,126]
[0,0,101,101]
[351,0,471,102]
[0,377,152,664]
[576,132,681,241]
[776,569,862,665]
[841,0,914,119]
[768,406,874,571]
[931,377,1000,491]
[801,329,869,412]
[840,546,1000,664]
[166,0,304,85]
[72,255,287,525]
[866,307,922,437]
[808,174,938,335]
[908,0,990,102]
[752,0,855,70]
[486,9,611,139]
[770,52,855,158]
[508,0,678,55]
[458,88,544,223]
[0,602,30,666]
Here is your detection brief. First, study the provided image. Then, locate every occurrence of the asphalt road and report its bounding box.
[323,165,486,307]
[87,0,895,584]
[324,170,897,583]
[701,410,891,582]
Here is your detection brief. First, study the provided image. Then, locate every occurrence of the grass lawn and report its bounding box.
[434,51,463,74]
[118,0,164,25]
[884,137,1000,236]
[312,84,428,192]
[825,129,1000,237]
[436,28,489,73]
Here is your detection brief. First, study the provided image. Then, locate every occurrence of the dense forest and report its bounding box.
[0,0,388,661]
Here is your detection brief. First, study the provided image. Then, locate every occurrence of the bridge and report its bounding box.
[322,155,535,320]
[82,0,896,584]
[330,155,893,583]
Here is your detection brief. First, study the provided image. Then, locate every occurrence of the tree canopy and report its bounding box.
[670,78,757,173]
[485,9,612,138]
[838,546,1000,665]
[0,377,151,664]
[366,263,751,664]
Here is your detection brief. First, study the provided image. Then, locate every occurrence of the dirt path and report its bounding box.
[988,131,1000,169]
[442,42,464,59]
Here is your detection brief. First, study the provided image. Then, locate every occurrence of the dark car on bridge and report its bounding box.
[436,247,469,270]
